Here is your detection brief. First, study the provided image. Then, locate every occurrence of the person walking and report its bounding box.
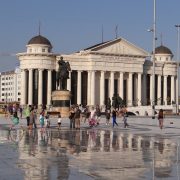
[158,109,164,129]
[95,105,101,125]
[69,107,75,129]
[112,108,118,127]
[74,106,81,129]
[39,112,45,132]
[123,112,129,128]
[24,105,31,127]
[105,109,111,125]
[57,114,62,129]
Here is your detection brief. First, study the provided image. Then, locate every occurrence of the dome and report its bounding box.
[27,35,52,47]
[155,45,173,55]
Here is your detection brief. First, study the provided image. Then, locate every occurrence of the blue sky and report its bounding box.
[0,0,180,71]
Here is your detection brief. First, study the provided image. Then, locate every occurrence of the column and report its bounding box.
[91,71,95,106]
[150,75,153,105]
[164,75,168,105]
[110,71,114,99]
[128,72,133,106]
[28,69,33,105]
[157,75,162,105]
[77,70,82,105]
[138,73,142,106]
[87,71,91,105]
[47,70,52,106]
[143,74,147,105]
[100,71,105,106]
[171,75,175,104]
[38,69,43,106]
[21,70,26,105]
[119,72,124,99]
[67,71,71,91]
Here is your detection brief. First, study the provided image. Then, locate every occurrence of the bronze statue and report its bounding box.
[56,56,71,90]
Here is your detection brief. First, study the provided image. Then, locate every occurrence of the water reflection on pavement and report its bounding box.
[0,128,180,180]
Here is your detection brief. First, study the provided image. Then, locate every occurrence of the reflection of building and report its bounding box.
[0,128,178,179]
[16,34,178,114]
[0,67,21,102]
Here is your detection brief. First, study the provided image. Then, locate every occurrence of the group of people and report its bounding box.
[68,104,129,129]
[9,102,165,131]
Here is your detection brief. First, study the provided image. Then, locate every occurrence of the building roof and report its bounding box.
[27,35,52,47]
[155,45,173,55]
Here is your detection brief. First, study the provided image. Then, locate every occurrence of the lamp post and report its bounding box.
[151,0,156,119]
[175,25,180,115]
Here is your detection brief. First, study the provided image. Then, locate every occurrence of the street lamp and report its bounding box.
[175,25,180,115]
[151,0,156,119]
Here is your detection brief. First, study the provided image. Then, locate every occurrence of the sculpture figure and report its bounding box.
[56,56,71,90]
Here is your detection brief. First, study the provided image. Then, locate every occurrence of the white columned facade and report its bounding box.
[21,70,26,105]
[157,75,162,105]
[87,71,91,105]
[28,69,33,105]
[77,71,82,105]
[38,69,43,106]
[110,71,114,100]
[143,74,147,105]
[100,71,105,106]
[171,75,175,104]
[47,70,52,106]
[150,75,153,105]
[128,72,133,106]
[91,71,95,105]
[164,75,168,105]
[67,71,71,91]
[119,72,124,99]
[137,73,142,106]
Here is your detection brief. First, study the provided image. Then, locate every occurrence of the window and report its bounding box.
[42,48,45,52]
[18,92,21,95]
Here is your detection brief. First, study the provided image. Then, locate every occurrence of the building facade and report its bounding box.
[16,34,178,113]
[0,67,21,103]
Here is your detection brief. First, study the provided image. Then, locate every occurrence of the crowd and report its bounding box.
[6,103,166,131]
[7,103,131,131]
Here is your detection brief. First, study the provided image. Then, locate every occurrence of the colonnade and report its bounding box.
[21,69,177,107]
[68,70,177,106]
[21,69,52,106]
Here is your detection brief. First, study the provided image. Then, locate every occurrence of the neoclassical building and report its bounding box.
[17,34,178,111]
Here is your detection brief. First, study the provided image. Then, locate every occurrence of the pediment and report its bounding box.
[85,38,148,57]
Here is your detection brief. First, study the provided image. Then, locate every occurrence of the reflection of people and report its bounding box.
[158,109,164,129]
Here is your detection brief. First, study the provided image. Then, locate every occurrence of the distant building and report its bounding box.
[0,67,21,103]
[16,34,178,115]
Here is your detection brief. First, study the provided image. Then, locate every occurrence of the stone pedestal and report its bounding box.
[52,90,71,118]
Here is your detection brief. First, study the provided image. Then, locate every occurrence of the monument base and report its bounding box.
[52,90,71,118]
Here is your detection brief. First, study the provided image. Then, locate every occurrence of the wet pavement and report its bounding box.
[1,116,180,180]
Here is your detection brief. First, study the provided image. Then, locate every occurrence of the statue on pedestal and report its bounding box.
[56,56,71,90]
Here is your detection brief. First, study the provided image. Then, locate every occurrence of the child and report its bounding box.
[10,112,19,129]
[39,113,45,132]
[123,112,129,128]
[44,115,50,128]
[57,114,62,129]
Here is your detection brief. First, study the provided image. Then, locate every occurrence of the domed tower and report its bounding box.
[155,45,173,62]
[17,34,57,107]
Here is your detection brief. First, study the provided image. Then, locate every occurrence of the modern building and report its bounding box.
[0,67,21,103]
[16,34,178,114]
